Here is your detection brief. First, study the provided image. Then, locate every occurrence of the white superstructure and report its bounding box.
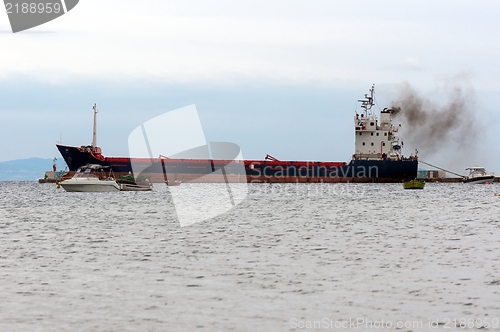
[353,85,409,161]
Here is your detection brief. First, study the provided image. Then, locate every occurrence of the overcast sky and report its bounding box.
[1,0,499,174]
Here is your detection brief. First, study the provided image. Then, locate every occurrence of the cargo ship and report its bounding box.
[56,86,418,183]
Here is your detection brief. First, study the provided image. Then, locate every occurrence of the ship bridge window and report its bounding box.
[370,122,374,126]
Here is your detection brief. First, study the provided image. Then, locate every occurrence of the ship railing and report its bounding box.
[353,153,398,161]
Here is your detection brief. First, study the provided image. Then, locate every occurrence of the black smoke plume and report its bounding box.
[390,81,479,155]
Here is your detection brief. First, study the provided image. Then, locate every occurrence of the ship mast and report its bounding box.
[358,84,375,117]
[92,103,97,149]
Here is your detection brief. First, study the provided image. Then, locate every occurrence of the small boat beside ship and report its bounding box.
[59,165,155,192]
[116,174,153,191]
[402,179,425,189]
[463,167,495,184]
[119,182,153,191]
[59,164,120,192]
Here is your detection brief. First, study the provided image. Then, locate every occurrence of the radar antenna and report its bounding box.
[358,84,375,116]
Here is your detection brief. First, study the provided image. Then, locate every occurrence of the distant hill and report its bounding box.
[0,158,67,181]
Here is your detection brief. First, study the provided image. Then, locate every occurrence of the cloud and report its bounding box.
[1,0,500,88]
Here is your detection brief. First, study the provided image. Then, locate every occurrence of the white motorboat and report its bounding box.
[59,164,120,192]
[463,167,495,184]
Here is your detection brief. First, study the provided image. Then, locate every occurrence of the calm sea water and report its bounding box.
[1,182,500,331]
